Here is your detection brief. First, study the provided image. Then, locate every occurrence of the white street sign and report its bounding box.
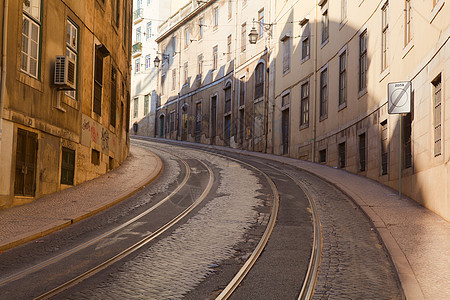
[388,81,411,114]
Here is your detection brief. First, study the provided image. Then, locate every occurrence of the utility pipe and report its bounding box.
[0,0,9,137]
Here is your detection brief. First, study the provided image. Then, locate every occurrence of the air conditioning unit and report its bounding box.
[54,56,76,90]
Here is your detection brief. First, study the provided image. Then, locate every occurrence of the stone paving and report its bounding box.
[68,149,266,299]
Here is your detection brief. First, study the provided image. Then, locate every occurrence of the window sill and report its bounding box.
[339,18,348,30]
[282,69,290,76]
[320,39,329,49]
[338,102,347,111]
[402,41,414,59]
[358,88,368,99]
[379,68,390,82]
[62,94,79,110]
[17,72,43,92]
[299,123,309,130]
[430,1,445,23]
[319,114,328,122]
[301,56,310,64]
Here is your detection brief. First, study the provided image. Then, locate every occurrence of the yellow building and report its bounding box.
[155,0,449,221]
[0,0,133,209]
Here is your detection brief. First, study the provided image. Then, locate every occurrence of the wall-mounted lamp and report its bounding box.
[249,18,273,45]
[153,53,170,68]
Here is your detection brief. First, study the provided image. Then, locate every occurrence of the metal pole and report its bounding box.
[399,115,402,200]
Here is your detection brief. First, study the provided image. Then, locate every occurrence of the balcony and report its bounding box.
[133,8,143,23]
[132,42,142,56]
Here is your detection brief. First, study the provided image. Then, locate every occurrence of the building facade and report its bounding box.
[0,0,133,209]
[155,0,449,221]
[130,0,171,137]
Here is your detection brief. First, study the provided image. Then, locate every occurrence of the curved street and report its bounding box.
[0,138,408,299]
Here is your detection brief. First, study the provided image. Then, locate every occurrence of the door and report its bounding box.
[14,129,38,196]
[195,102,202,142]
[210,96,217,144]
[181,106,188,141]
[224,115,231,146]
[282,109,289,155]
[159,115,165,138]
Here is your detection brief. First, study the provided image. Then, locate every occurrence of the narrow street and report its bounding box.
[0,139,402,299]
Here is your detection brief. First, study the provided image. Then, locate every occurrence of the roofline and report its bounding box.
[155,0,216,43]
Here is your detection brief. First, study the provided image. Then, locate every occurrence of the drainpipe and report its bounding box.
[311,1,318,163]
[0,0,9,138]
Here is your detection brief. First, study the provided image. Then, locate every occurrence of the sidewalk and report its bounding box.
[143,138,449,300]
[0,145,163,251]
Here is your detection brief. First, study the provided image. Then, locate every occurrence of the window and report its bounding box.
[319,149,326,163]
[114,0,120,27]
[321,9,329,44]
[144,94,149,115]
[241,23,246,52]
[282,36,290,73]
[255,63,264,100]
[136,27,141,42]
[66,19,78,99]
[224,83,232,114]
[185,26,190,48]
[359,133,366,171]
[198,54,203,76]
[91,149,100,166]
[110,67,117,127]
[93,46,105,116]
[301,26,310,61]
[212,45,218,70]
[405,0,412,46]
[147,0,151,5]
[380,120,388,175]
[172,36,177,55]
[184,61,188,84]
[381,2,389,72]
[433,74,442,156]
[109,157,114,171]
[172,69,176,91]
[135,58,140,73]
[320,68,328,118]
[258,9,264,38]
[146,22,152,40]
[341,0,347,22]
[228,0,232,20]
[227,35,232,62]
[123,0,128,46]
[339,50,347,107]
[133,97,139,118]
[300,82,309,127]
[170,111,175,132]
[214,7,219,30]
[359,30,368,91]
[239,77,245,106]
[282,93,290,107]
[21,0,41,79]
[145,54,151,69]
[199,18,204,40]
[338,142,346,168]
[161,73,166,95]
[403,114,412,168]
[61,147,75,185]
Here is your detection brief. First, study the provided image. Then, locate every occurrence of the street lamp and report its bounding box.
[249,18,273,45]
[153,53,170,68]
[248,27,258,44]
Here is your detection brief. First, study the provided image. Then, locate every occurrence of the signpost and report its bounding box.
[388,81,411,200]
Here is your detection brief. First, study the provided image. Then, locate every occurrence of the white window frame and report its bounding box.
[66,19,78,99]
[21,0,41,79]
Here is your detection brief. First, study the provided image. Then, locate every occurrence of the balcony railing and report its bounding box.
[133,8,143,21]
[132,42,142,55]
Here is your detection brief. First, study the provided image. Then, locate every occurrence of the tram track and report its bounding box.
[134,138,321,300]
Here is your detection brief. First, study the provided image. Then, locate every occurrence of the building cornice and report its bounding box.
[156,0,216,43]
